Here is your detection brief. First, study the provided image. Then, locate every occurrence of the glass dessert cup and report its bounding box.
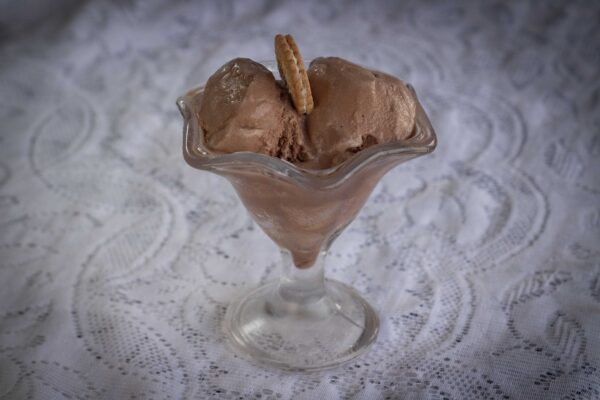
[178,63,436,371]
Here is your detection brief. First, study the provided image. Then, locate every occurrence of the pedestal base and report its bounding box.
[223,279,379,371]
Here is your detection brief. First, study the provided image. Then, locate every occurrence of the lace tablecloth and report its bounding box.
[1,1,599,399]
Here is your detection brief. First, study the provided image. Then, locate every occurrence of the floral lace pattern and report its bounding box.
[0,1,599,399]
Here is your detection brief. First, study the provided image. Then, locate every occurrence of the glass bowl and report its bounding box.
[178,61,436,371]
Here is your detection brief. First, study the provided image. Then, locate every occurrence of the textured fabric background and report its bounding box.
[1,1,599,399]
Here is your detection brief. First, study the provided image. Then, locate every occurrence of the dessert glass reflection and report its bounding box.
[178,62,436,371]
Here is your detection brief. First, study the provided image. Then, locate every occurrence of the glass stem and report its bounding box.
[277,249,327,305]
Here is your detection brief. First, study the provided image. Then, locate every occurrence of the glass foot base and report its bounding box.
[223,279,379,371]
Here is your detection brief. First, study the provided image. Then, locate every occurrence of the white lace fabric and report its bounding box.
[0,1,599,399]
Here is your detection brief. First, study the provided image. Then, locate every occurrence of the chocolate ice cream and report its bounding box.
[197,57,416,169]
[307,57,416,168]
[198,58,310,163]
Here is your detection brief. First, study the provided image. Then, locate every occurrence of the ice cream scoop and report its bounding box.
[307,57,417,168]
[198,58,311,164]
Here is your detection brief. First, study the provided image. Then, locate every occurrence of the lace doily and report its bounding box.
[1,1,598,399]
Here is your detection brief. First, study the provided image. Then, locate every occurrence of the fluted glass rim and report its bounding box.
[179,60,437,189]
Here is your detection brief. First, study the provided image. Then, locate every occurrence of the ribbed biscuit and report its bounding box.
[274,34,314,114]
